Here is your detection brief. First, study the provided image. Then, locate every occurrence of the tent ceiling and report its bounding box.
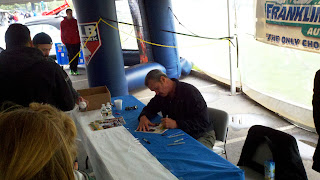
[0,0,63,5]
[0,0,122,5]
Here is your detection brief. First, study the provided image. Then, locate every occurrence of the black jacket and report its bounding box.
[0,47,75,111]
[48,56,80,102]
[139,79,213,139]
[237,125,307,180]
[312,69,320,172]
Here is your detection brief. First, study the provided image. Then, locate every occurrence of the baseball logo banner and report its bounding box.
[79,22,101,65]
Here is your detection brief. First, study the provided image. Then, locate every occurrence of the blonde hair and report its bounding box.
[0,103,77,180]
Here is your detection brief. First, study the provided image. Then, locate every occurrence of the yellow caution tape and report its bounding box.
[68,18,230,65]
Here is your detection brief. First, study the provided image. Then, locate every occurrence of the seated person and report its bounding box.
[0,102,91,179]
[32,32,55,62]
[32,32,88,105]
[137,69,216,149]
[0,24,75,111]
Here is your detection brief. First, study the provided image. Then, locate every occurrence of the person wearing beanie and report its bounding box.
[32,32,55,62]
[33,32,88,106]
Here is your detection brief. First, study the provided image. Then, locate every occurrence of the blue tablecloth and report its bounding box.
[112,95,244,180]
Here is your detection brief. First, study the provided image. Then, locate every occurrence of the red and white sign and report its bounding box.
[79,22,101,65]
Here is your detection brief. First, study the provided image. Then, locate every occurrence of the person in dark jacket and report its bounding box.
[60,8,81,76]
[137,69,215,148]
[312,69,320,173]
[0,23,75,111]
[32,32,55,62]
[33,32,88,105]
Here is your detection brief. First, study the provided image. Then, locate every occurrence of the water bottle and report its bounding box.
[264,160,275,180]
[106,102,112,116]
[101,104,107,118]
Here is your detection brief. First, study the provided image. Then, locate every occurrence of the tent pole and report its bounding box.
[227,0,236,95]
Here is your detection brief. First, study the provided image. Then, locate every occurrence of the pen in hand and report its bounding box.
[142,138,151,144]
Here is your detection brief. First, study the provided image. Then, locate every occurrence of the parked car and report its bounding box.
[20,15,64,56]
[0,15,64,56]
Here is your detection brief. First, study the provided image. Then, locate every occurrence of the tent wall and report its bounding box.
[172,0,316,131]
[235,0,317,131]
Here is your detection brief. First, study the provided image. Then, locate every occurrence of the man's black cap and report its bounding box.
[33,32,53,45]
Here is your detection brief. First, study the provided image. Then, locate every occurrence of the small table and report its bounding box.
[72,95,244,180]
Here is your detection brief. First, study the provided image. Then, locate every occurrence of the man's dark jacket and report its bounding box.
[0,47,75,111]
[237,125,307,180]
[312,69,320,172]
[48,56,80,102]
[139,79,213,139]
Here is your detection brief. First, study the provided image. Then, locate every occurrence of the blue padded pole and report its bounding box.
[144,0,181,79]
[73,0,128,97]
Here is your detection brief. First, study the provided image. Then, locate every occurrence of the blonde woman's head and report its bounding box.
[0,103,77,180]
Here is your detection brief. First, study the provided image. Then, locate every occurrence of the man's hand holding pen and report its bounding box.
[161,116,178,129]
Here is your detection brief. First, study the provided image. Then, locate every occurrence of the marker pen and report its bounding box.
[167,142,185,146]
[168,133,184,138]
[168,130,183,137]
[142,138,151,144]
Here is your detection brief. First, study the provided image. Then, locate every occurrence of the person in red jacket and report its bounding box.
[60,8,81,75]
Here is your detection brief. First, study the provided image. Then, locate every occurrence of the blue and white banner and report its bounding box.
[256,0,320,53]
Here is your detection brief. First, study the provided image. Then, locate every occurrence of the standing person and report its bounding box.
[0,23,75,111]
[13,11,19,23]
[8,13,14,24]
[60,8,81,75]
[312,70,320,173]
[24,12,31,18]
[32,10,37,17]
[136,69,216,149]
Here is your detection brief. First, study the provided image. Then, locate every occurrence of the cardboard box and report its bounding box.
[77,86,111,111]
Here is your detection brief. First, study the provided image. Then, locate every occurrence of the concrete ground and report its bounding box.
[70,66,319,180]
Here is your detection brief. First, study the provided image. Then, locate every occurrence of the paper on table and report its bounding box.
[135,123,168,134]
[89,117,126,131]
